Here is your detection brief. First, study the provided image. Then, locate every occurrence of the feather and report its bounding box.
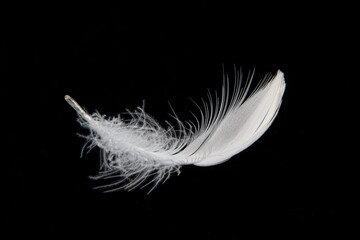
[65,69,285,191]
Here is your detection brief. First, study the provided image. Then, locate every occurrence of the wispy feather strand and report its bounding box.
[65,69,286,192]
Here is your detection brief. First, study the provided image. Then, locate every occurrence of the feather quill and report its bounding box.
[65,69,285,191]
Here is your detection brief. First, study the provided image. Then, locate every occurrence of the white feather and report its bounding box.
[65,69,285,191]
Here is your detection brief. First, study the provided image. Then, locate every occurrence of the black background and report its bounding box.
[2,4,355,239]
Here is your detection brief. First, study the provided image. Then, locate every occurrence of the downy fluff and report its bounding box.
[65,69,286,192]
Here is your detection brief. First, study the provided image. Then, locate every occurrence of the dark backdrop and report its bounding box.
[2,5,355,239]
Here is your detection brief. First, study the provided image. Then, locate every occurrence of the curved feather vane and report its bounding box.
[65,69,285,191]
